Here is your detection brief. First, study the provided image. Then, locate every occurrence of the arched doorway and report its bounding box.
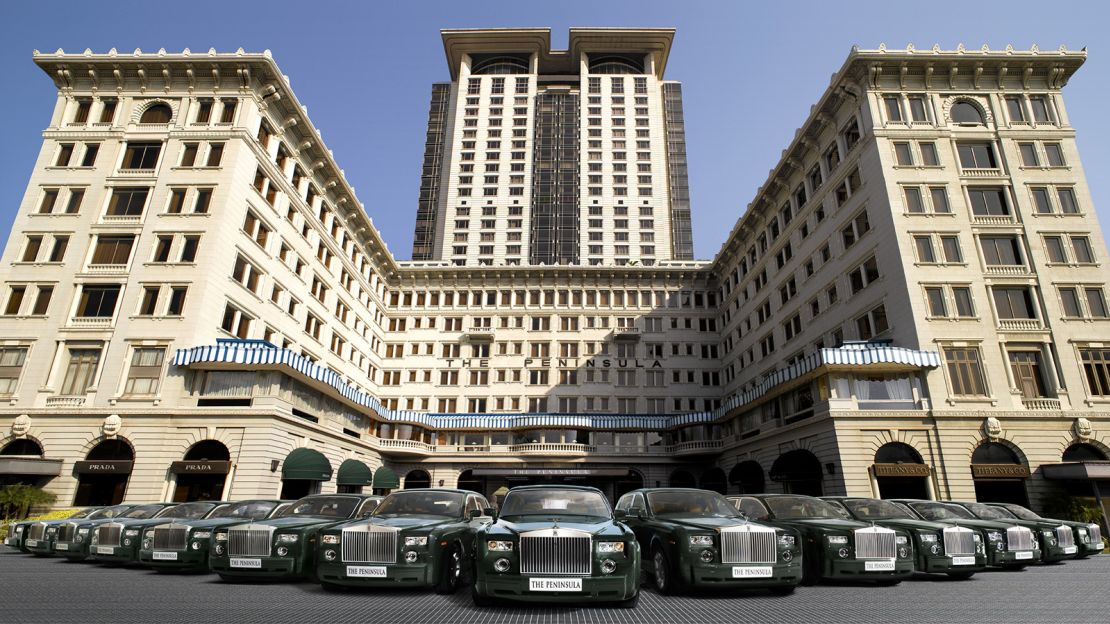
[337,459,373,494]
[280,448,332,499]
[669,469,696,488]
[457,469,483,496]
[971,442,1030,505]
[873,442,930,500]
[614,470,644,499]
[729,461,765,494]
[0,438,61,487]
[403,469,431,489]
[700,467,727,494]
[1063,443,1108,462]
[769,449,824,496]
[73,439,134,506]
[171,440,231,502]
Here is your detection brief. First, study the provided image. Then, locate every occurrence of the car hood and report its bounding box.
[217,516,346,531]
[654,516,777,532]
[923,518,1019,532]
[858,518,951,533]
[772,518,870,531]
[999,518,1064,531]
[331,514,458,533]
[487,517,626,538]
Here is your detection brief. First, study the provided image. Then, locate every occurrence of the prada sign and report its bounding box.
[873,463,932,478]
[971,464,1031,479]
[170,461,232,475]
[74,460,133,475]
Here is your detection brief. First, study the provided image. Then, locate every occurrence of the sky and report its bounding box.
[3,0,1109,260]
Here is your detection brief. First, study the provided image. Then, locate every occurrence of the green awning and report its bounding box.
[372,465,399,489]
[282,448,332,481]
[337,459,373,486]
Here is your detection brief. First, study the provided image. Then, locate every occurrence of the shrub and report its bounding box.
[0,508,77,534]
[0,485,58,522]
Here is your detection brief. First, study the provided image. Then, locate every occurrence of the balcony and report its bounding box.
[665,440,725,455]
[69,316,113,328]
[116,168,157,176]
[972,214,1016,225]
[464,326,495,342]
[984,264,1030,276]
[1022,397,1062,410]
[506,443,596,455]
[45,396,86,408]
[961,168,1003,178]
[85,264,128,274]
[375,438,434,455]
[997,318,1042,332]
[612,327,642,341]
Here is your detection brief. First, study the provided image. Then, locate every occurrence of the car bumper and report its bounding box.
[918,553,987,574]
[316,561,436,587]
[989,548,1042,566]
[25,539,56,556]
[89,544,140,563]
[1080,542,1104,556]
[1041,544,1079,563]
[4,537,23,550]
[682,561,802,587]
[825,558,915,580]
[209,555,304,578]
[139,549,208,569]
[475,573,637,603]
[57,541,90,559]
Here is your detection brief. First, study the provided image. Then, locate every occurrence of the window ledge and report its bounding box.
[157,211,211,218]
[945,397,998,406]
[903,211,956,218]
[1030,212,1085,218]
[44,165,96,172]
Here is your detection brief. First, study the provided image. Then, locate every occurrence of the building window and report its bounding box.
[140,103,173,124]
[222,304,253,339]
[123,347,166,395]
[967,187,1009,217]
[91,235,134,266]
[848,257,880,294]
[992,287,1037,320]
[106,188,149,217]
[76,285,121,318]
[1080,348,1110,396]
[122,142,162,170]
[0,347,28,395]
[59,347,102,395]
[950,101,985,125]
[943,347,987,396]
[3,287,25,316]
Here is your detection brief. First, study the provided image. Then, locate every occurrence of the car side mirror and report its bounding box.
[467,509,483,520]
[486,508,498,521]
[613,509,628,520]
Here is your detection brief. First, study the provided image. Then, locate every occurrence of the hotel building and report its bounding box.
[0,32,1106,523]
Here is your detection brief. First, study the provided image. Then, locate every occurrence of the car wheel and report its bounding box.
[435,544,463,594]
[471,588,496,607]
[652,546,676,594]
[946,571,975,580]
[770,586,796,596]
[615,593,640,609]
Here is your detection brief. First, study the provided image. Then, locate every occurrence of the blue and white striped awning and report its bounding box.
[173,340,939,431]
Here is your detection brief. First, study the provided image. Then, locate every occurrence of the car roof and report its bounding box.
[505,485,603,493]
[385,488,477,496]
[625,488,717,495]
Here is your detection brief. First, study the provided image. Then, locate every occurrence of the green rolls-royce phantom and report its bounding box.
[89,502,227,564]
[472,485,640,608]
[891,500,1042,568]
[139,500,289,571]
[17,507,102,556]
[316,489,492,592]
[616,488,801,594]
[953,501,1076,563]
[985,502,1104,558]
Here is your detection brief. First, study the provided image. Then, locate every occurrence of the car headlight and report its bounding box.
[404,536,428,547]
[321,535,340,545]
[896,535,909,545]
[276,534,299,544]
[918,533,938,543]
[826,535,849,545]
[215,532,228,541]
[46,527,57,534]
[689,535,714,546]
[487,540,513,551]
[972,533,982,542]
[142,538,152,549]
[778,534,795,548]
[14,527,23,533]
[77,528,89,535]
[124,529,140,537]
[192,531,211,539]
[597,542,625,553]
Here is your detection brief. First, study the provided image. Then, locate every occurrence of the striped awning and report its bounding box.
[174,340,939,431]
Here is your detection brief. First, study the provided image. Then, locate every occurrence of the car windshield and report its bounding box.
[373,491,466,517]
[209,501,279,520]
[963,502,1014,520]
[499,489,611,519]
[121,505,167,519]
[1000,504,1041,521]
[646,491,742,518]
[156,502,219,519]
[86,505,131,520]
[910,502,975,521]
[732,497,771,521]
[276,496,361,518]
[67,508,97,520]
[764,496,851,520]
[843,499,916,520]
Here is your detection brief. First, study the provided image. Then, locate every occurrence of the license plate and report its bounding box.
[25,539,38,547]
[864,559,896,571]
[153,551,178,561]
[230,558,262,568]
[1063,546,1077,555]
[346,565,387,577]
[96,546,115,555]
[951,556,975,566]
[732,566,773,578]
[1015,551,1033,560]
[528,578,583,592]
[55,543,69,551]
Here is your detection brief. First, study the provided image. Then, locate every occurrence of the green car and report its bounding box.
[472,485,640,608]
[57,504,153,561]
[90,502,227,564]
[892,500,1042,568]
[139,500,290,571]
[208,494,381,581]
[21,508,104,556]
[316,489,493,592]
[822,497,987,579]
[5,519,40,552]
[616,488,801,594]
[728,494,914,585]
[953,501,1076,563]
[986,502,1104,558]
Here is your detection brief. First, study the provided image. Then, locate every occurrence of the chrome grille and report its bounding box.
[519,531,592,576]
[56,523,77,543]
[720,524,777,564]
[341,525,398,563]
[151,524,190,550]
[1007,526,1034,551]
[1088,524,1103,546]
[854,527,896,559]
[27,523,46,541]
[97,523,122,547]
[1055,526,1075,549]
[942,527,976,556]
[228,525,273,557]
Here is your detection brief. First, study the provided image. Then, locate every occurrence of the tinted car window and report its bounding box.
[67,508,97,520]
[735,497,770,521]
[646,491,741,518]
[277,496,360,518]
[156,502,218,519]
[500,489,610,519]
[911,502,975,521]
[121,505,168,519]
[374,492,466,517]
[1000,504,1040,521]
[963,502,1014,520]
[844,499,916,520]
[87,505,131,520]
[209,501,279,520]
[764,496,851,520]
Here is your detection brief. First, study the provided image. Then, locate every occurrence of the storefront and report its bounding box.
[871,442,933,500]
[279,448,332,499]
[170,441,232,502]
[769,449,824,496]
[970,442,1030,506]
[73,439,134,506]
[0,438,61,487]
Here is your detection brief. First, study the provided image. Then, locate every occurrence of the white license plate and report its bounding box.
[1063,546,1077,554]
[24,539,38,547]
[528,577,583,592]
[96,546,115,555]
[864,559,896,571]
[230,558,262,568]
[346,565,387,577]
[732,566,773,578]
[1015,551,1033,560]
[951,556,976,566]
[153,551,178,561]
[55,543,69,551]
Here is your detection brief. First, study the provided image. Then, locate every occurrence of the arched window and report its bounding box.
[471,56,529,75]
[971,442,1021,464]
[700,467,727,494]
[588,55,645,75]
[950,101,985,125]
[769,449,824,496]
[86,438,134,461]
[0,438,43,456]
[403,469,431,489]
[1063,443,1108,462]
[874,442,923,464]
[728,461,765,494]
[669,469,696,488]
[183,440,230,461]
[140,103,173,124]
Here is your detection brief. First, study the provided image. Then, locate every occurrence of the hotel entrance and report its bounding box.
[457,467,643,503]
